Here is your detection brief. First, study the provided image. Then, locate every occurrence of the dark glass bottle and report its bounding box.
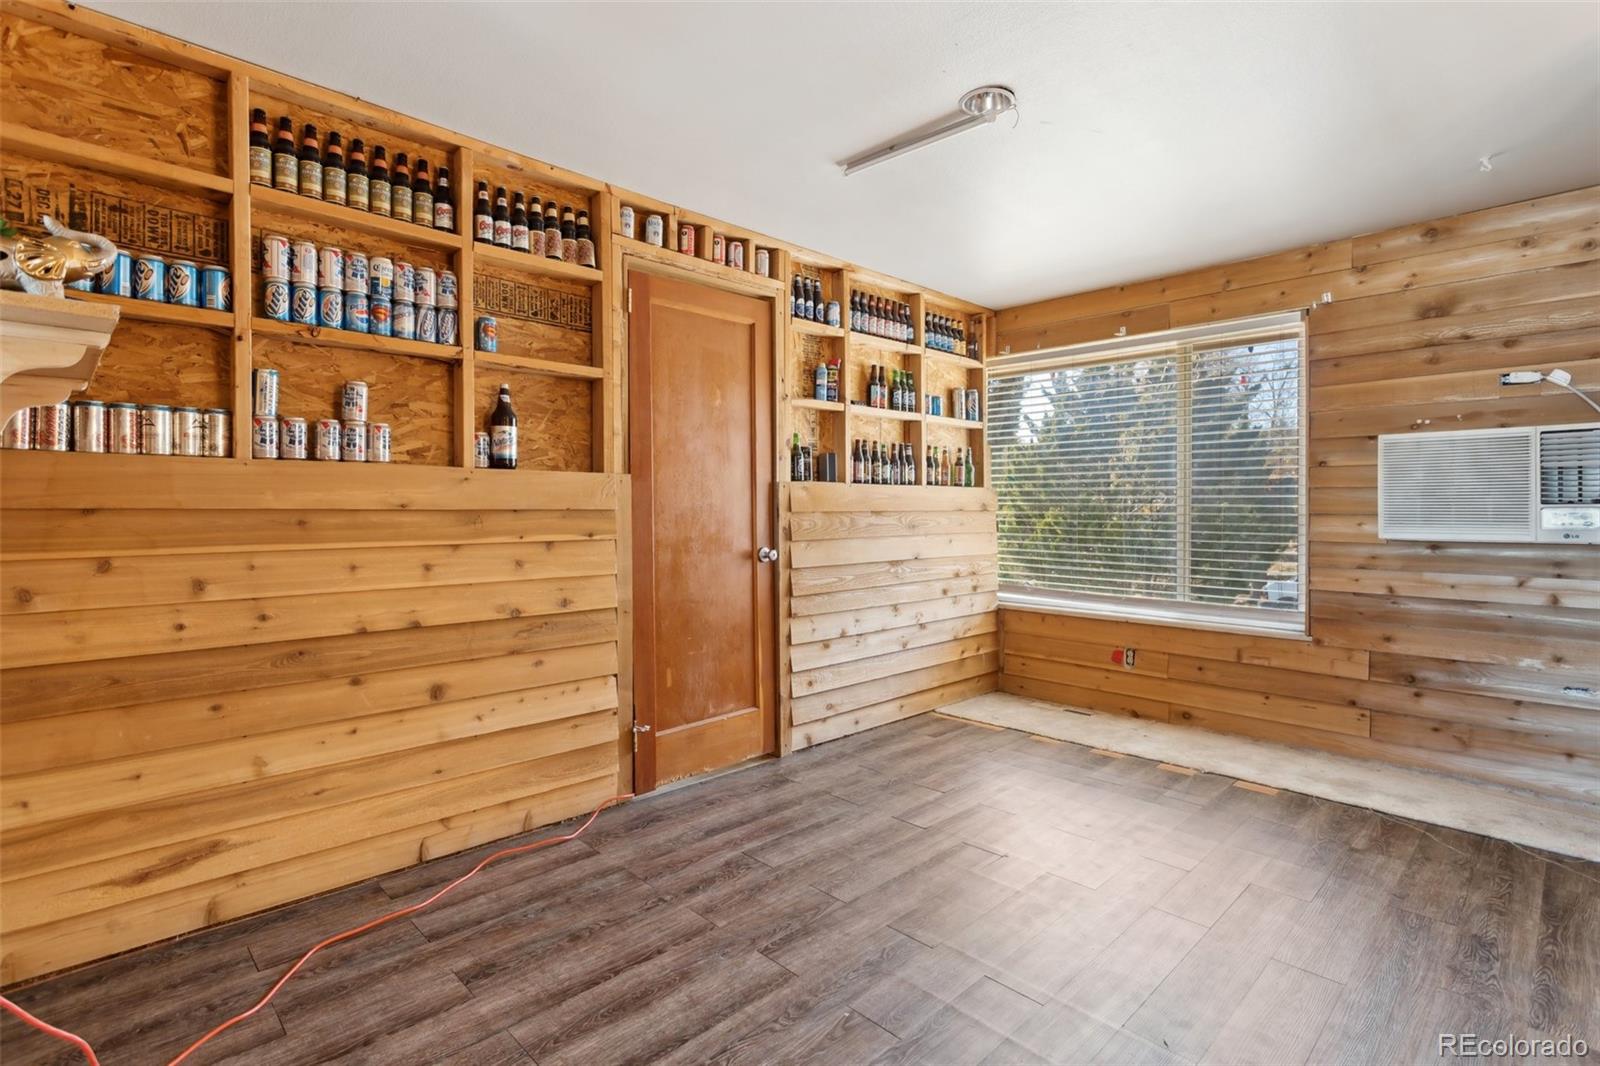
[369,146,392,217]
[792,275,803,318]
[473,180,493,243]
[576,210,597,268]
[526,196,544,257]
[248,108,271,186]
[272,116,297,192]
[433,166,454,231]
[346,138,370,211]
[322,132,346,205]
[560,204,578,263]
[412,159,433,227]
[489,383,518,469]
[543,202,562,260]
[491,186,510,247]
[391,152,413,223]
[509,191,529,252]
[298,124,323,200]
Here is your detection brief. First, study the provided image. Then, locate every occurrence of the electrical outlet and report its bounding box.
[1122,648,1137,670]
[1500,371,1542,385]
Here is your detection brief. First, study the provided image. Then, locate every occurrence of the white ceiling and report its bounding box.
[93,1,1600,309]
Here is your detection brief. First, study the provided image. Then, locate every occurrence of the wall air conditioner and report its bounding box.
[1377,423,1600,544]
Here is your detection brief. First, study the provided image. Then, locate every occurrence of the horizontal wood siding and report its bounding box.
[786,483,1000,748]
[996,187,1600,808]
[0,455,624,983]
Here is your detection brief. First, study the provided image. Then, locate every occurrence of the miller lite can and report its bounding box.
[165,259,199,306]
[263,278,291,321]
[318,287,344,329]
[290,283,317,324]
[260,233,291,280]
[97,251,133,297]
[315,418,341,460]
[367,422,391,463]
[133,254,166,301]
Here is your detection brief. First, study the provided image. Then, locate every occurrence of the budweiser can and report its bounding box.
[340,380,369,422]
[474,431,490,468]
[70,401,107,452]
[367,422,391,463]
[315,418,341,460]
[318,287,344,329]
[392,300,416,340]
[253,368,279,416]
[260,233,291,280]
[290,239,318,285]
[280,416,308,459]
[341,420,367,462]
[165,259,199,306]
[173,407,204,456]
[202,409,230,457]
[290,283,317,324]
[414,265,436,307]
[133,255,165,301]
[108,403,141,453]
[251,414,279,459]
[344,289,370,333]
[438,270,458,309]
[368,256,393,300]
[393,260,415,304]
[317,245,344,292]
[140,405,174,455]
[728,241,744,271]
[438,306,459,345]
[32,404,68,450]
[417,303,438,344]
[1,407,32,449]
[678,222,695,256]
[344,251,368,294]
[262,278,291,321]
[711,233,725,265]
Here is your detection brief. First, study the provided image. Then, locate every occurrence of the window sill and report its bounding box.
[998,590,1311,643]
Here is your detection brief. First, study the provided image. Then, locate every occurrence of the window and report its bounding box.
[987,312,1305,635]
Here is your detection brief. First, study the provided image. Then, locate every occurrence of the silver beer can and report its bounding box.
[474,431,490,468]
[368,256,394,300]
[755,248,770,277]
[140,405,175,455]
[414,266,436,307]
[341,420,367,462]
[619,205,635,239]
[109,403,141,454]
[253,368,279,416]
[392,300,416,340]
[437,306,459,345]
[1,407,32,449]
[251,414,279,459]
[343,251,368,294]
[315,418,341,460]
[341,380,369,423]
[34,403,69,451]
[202,408,231,457]
[173,407,204,456]
[71,400,108,453]
[438,269,458,309]
[260,233,291,281]
[367,422,391,463]
[290,239,318,285]
[280,416,308,459]
[317,245,344,292]
[393,260,415,304]
[417,303,438,344]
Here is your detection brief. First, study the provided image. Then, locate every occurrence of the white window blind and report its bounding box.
[987,312,1306,635]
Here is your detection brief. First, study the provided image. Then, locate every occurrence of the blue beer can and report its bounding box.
[370,295,393,337]
[344,290,369,333]
[392,300,416,340]
[318,288,344,329]
[200,265,230,311]
[96,252,133,297]
[66,277,94,291]
[165,260,199,306]
[417,303,438,344]
[437,307,459,346]
[290,283,317,324]
[262,278,291,321]
[475,315,497,352]
[133,254,166,301]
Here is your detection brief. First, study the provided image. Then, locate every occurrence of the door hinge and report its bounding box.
[631,721,650,752]
[627,287,633,314]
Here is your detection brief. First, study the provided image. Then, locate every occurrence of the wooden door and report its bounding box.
[629,272,776,792]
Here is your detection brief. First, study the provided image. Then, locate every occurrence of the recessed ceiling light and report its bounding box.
[840,85,1017,177]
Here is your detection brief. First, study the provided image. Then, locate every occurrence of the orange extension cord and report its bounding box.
[0,793,633,1066]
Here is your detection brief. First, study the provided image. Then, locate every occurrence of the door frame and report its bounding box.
[617,251,789,795]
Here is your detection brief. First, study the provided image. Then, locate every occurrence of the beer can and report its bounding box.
[201,265,231,311]
[438,269,458,309]
[414,265,436,307]
[755,248,770,278]
[133,254,166,301]
[202,409,231,457]
[97,251,133,297]
[173,406,204,456]
[1,407,32,449]
[109,403,141,454]
[31,404,68,451]
[70,400,107,452]
[341,380,369,423]
[279,416,308,459]
[474,431,490,468]
[344,251,368,294]
[729,241,745,271]
[140,405,174,456]
[393,260,415,304]
[253,368,279,416]
[165,259,199,306]
[417,303,438,344]
[318,287,344,329]
[251,414,279,459]
[677,223,696,256]
[619,205,635,239]
[317,246,345,292]
[290,239,318,285]
[344,289,370,333]
[644,214,664,247]
[290,283,317,325]
[368,256,393,300]
[341,420,368,462]
[950,389,965,419]
[711,234,725,265]
[392,301,416,340]
[263,278,291,321]
[437,306,459,346]
[476,315,498,353]
[370,296,393,337]
[826,300,841,328]
[67,276,94,292]
[968,389,982,422]
[367,422,391,463]
[315,418,341,460]
[261,233,291,281]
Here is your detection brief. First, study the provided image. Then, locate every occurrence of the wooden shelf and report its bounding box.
[847,404,920,422]
[252,317,463,361]
[792,318,844,339]
[849,330,919,356]
[922,348,984,371]
[65,290,233,330]
[791,397,845,412]
[475,351,604,379]
[251,186,464,251]
[0,122,231,196]
[925,414,985,431]
[473,242,603,285]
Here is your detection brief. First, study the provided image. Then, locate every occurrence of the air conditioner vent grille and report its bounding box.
[1378,428,1534,541]
[1539,427,1600,505]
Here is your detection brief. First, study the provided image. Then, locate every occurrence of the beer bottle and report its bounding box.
[346,138,370,211]
[433,166,455,232]
[576,210,597,268]
[925,446,935,486]
[369,146,392,217]
[889,443,900,486]
[803,443,813,483]
[473,181,493,243]
[543,202,563,260]
[560,205,579,263]
[849,291,860,332]
[248,108,272,186]
[906,371,916,412]
[965,447,976,487]
[941,448,952,486]
[791,275,802,318]
[489,383,518,470]
[491,186,511,247]
[527,196,545,256]
[812,277,825,322]
[802,276,814,322]
[272,116,297,192]
[790,433,802,481]
[413,159,434,227]
[297,124,323,200]
[322,131,347,205]
[509,191,530,252]
[854,440,865,483]
[391,152,413,222]
[871,442,882,485]
[953,449,964,488]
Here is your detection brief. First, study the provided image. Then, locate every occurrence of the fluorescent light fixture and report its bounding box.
[840,86,1016,177]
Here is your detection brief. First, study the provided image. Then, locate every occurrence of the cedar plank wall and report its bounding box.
[787,483,999,748]
[996,186,1600,806]
[0,460,623,984]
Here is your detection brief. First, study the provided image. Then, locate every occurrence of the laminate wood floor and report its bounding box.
[5,713,1597,1065]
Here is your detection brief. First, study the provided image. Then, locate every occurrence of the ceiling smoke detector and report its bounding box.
[840,85,1017,177]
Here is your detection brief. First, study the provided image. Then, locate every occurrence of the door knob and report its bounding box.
[757,546,778,563]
